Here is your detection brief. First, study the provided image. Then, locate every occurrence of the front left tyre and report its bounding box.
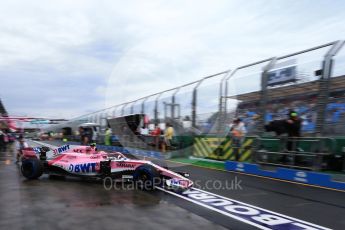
[133,164,161,190]
[21,158,43,179]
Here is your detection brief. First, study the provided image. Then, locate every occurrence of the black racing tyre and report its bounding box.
[21,158,43,179]
[133,164,161,190]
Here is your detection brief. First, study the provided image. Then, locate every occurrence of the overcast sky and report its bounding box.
[1,0,345,119]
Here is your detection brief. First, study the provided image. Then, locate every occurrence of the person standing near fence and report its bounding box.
[79,127,84,145]
[286,111,302,151]
[15,135,29,163]
[277,110,302,163]
[105,127,112,146]
[163,123,174,152]
[151,124,161,148]
[229,118,247,161]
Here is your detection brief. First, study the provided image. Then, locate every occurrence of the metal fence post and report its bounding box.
[141,97,149,114]
[121,104,128,116]
[112,106,119,117]
[217,70,231,133]
[224,69,238,117]
[192,79,204,128]
[172,87,181,119]
[315,40,345,136]
[131,100,138,114]
[130,102,134,114]
[259,58,277,134]
[154,93,163,124]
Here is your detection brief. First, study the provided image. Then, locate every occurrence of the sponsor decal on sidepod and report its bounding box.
[69,163,96,173]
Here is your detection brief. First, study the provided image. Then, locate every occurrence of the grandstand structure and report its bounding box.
[234,75,345,103]
[235,75,345,135]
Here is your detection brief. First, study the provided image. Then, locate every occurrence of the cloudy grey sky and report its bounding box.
[1,0,345,119]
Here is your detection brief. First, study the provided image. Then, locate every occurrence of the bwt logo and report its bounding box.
[53,145,70,155]
[236,163,245,172]
[237,163,244,168]
[69,163,96,173]
[296,171,307,178]
[294,171,308,183]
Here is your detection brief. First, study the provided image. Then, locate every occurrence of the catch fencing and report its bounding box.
[51,40,345,137]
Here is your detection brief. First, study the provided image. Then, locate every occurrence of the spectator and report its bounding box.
[285,110,302,151]
[151,124,161,148]
[140,125,149,135]
[84,128,91,145]
[229,118,247,161]
[15,135,29,162]
[272,110,302,163]
[81,128,91,145]
[104,128,112,146]
[151,124,161,136]
[79,127,85,145]
[163,123,174,151]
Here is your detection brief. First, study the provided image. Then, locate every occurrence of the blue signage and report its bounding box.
[225,161,345,191]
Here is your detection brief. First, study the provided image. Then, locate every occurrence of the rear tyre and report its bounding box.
[133,164,161,190]
[21,158,43,179]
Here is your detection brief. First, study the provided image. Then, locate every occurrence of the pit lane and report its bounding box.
[1,141,344,229]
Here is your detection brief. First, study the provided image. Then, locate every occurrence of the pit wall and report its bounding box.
[225,161,345,191]
[192,135,345,160]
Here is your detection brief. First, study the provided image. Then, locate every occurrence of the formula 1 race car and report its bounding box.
[20,144,193,190]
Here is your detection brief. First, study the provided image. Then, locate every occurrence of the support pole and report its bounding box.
[315,40,344,135]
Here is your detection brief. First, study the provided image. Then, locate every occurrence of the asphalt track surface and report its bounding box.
[1,141,344,230]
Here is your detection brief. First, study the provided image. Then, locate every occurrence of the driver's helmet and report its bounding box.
[86,144,97,154]
[90,143,97,150]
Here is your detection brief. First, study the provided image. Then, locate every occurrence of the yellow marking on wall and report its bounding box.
[193,137,254,161]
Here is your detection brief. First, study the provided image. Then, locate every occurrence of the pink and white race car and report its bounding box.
[20,144,193,190]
